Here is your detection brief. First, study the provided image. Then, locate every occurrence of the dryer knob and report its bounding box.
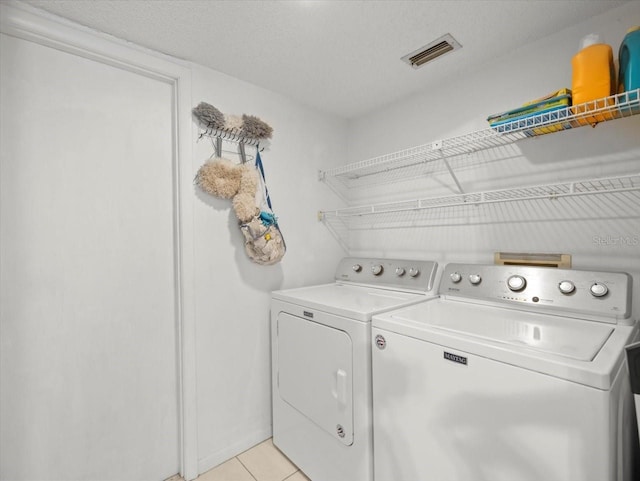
[395,267,406,276]
[507,275,527,292]
[408,267,420,278]
[558,280,576,294]
[450,272,462,283]
[590,282,608,297]
[371,265,384,276]
[469,274,482,285]
[352,264,362,273]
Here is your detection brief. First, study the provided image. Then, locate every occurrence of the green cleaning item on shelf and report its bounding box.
[486,89,572,135]
[487,89,572,125]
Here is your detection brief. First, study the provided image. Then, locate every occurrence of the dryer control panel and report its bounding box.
[441,263,632,323]
[336,257,438,293]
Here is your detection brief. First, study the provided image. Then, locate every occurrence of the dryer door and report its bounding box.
[276,312,353,445]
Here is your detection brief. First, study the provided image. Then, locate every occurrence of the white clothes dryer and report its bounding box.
[271,257,438,481]
[372,263,639,481]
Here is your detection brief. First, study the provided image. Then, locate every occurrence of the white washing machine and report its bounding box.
[271,257,439,481]
[627,342,640,448]
[372,263,639,481]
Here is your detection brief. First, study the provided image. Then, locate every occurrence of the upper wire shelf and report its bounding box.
[319,89,640,186]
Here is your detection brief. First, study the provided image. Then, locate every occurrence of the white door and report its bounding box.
[1,33,180,481]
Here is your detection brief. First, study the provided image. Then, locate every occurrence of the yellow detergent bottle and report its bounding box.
[571,33,615,124]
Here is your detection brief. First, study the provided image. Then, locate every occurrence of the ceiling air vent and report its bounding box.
[401,33,461,69]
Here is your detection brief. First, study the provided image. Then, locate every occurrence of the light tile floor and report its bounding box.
[167,439,310,481]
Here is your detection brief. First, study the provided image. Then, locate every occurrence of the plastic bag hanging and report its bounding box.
[239,148,286,265]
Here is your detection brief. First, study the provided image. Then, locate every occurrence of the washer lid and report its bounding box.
[272,283,429,322]
[372,298,638,390]
[381,299,612,361]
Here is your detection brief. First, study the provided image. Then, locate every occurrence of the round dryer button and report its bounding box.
[371,265,384,276]
[558,280,576,294]
[590,283,608,297]
[395,267,406,276]
[408,268,420,278]
[352,264,362,272]
[469,274,482,285]
[507,275,526,292]
[450,272,462,283]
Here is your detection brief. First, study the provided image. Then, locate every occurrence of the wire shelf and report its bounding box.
[319,91,640,250]
[320,173,640,222]
[320,89,640,186]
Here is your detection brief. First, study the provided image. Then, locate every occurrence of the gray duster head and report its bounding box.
[241,114,273,140]
[192,102,225,130]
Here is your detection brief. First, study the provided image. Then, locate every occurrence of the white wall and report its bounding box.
[344,3,640,317]
[189,65,347,472]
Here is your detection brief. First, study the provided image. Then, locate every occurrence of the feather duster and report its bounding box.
[194,158,241,199]
[241,114,273,139]
[224,114,244,132]
[237,164,259,195]
[232,165,259,222]
[192,102,225,129]
[233,193,259,223]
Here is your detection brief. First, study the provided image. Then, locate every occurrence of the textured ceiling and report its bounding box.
[20,0,631,119]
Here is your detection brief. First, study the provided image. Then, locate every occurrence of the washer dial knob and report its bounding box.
[450,272,462,283]
[408,267,420,278]
[352,264,362,273]
[395,267,406,277]
[590,283,608,297]
[558,280,575,294]
[371,265,384,276]
[507,275,526,292]
[469,274,482,285]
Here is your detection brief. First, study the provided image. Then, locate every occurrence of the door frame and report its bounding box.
[0,2,198,479]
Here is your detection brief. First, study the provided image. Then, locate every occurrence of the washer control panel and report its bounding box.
[441,263,632,323]
[336,257,438,293]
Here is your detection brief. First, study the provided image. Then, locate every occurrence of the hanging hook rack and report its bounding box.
[192,101,272,163]
[198,126,265,163]
[198,126,261,146]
